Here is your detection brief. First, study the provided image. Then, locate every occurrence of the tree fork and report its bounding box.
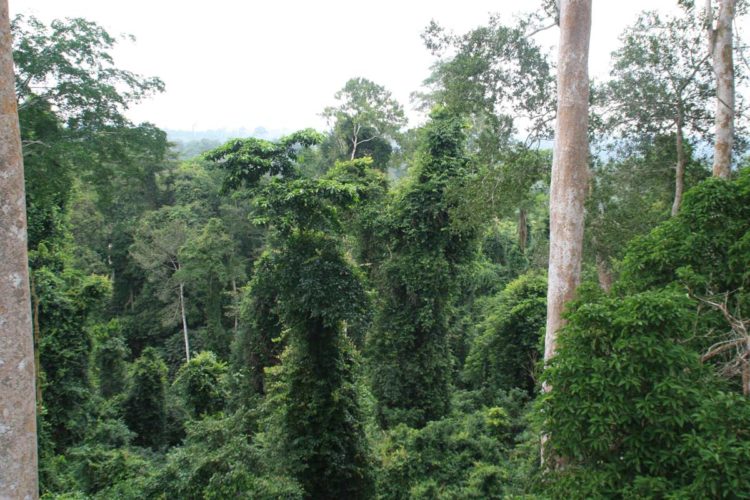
[0,0,40,495]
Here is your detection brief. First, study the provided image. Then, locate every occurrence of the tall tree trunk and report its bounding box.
[709,0,735,178]
[596,254,613,293]
[0,0,40,495]
[232,278,239,334]
[672,109,686,217]
[179,282,190,362]
[350,123,360,160]
[517,208,528,253]
[544,0,592,368]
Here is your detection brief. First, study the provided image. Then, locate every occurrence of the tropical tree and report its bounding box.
[206,132,374,498]
[704,0,739,178]
[544,0,591,376]
[419,15,555,247]
[0,1,38,495]
[604,11,713,215]
[368,108,478,428]
[124,347,168,448]
[130,206,194,362]
[323,77,406,161]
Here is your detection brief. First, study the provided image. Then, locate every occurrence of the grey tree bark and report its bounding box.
[707,0,736,179]
[0,0,40,496]
[544,0,592,368]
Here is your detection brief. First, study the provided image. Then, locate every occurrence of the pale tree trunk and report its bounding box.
[707,0,735,179]
[544,0,592,369]
[350,123,360,160]
[672,109,686,217]
[179,282,190,362]
[0,0,40,495]
[517,208,528,253]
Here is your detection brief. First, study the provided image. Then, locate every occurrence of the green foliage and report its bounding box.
[173,351,227,419]
[181,218,243,358]
[13,15,163,129]
[231,253,283,399]
[203,129,324,191]
[14,15,168,258]
[541,288,750,497]
[124,348,168,448]
[252,178,359,234]
[374,390,531,499]
[464,271,546,395]
[264,231,374,499]
[92,320,130,399]
[33,258,111,451]
[368,108,479,428]
[479,222,530,288]
[69,446,151,496]
[323,77,406,163]
[420,16,554,152]
[604,11,712,141]
[148,410,303,499]
[325,157,390,274]
[586,136,708,266]
[620,169,750,298]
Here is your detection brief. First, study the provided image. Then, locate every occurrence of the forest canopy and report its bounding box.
[4,2,750,499]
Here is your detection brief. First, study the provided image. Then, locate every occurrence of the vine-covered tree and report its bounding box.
[206,132,374,498]
[368,108,478,428]
[124,347,168,448]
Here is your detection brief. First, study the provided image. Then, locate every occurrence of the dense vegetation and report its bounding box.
[11,5,750,499]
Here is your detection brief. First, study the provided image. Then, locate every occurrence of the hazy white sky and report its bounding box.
[13,1,728,133]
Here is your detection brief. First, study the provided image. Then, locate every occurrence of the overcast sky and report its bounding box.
[13,1,734,134]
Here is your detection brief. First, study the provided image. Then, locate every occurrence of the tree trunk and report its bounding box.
[350,123,360,160]
[544,0,592,368]
[672,110,686,217]
[0,0,40,494]
[179,282,190,362]
[710,0,735,178]
[517,208,528,253]
[596,254,613,293]
[232,278,239,334]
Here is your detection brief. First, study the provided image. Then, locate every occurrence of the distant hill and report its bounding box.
[165,126,289,143]
[166,126,292,160]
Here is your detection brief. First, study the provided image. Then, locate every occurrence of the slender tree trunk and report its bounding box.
[350,123,360,160]
[596,254,613,293]
[179,282,190,362]
[710,0,735,178]
[517,208,528,253]
[544,0,592,368]
[0,0,40,494]
[672,110,686,217]
[232,278,239,333]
